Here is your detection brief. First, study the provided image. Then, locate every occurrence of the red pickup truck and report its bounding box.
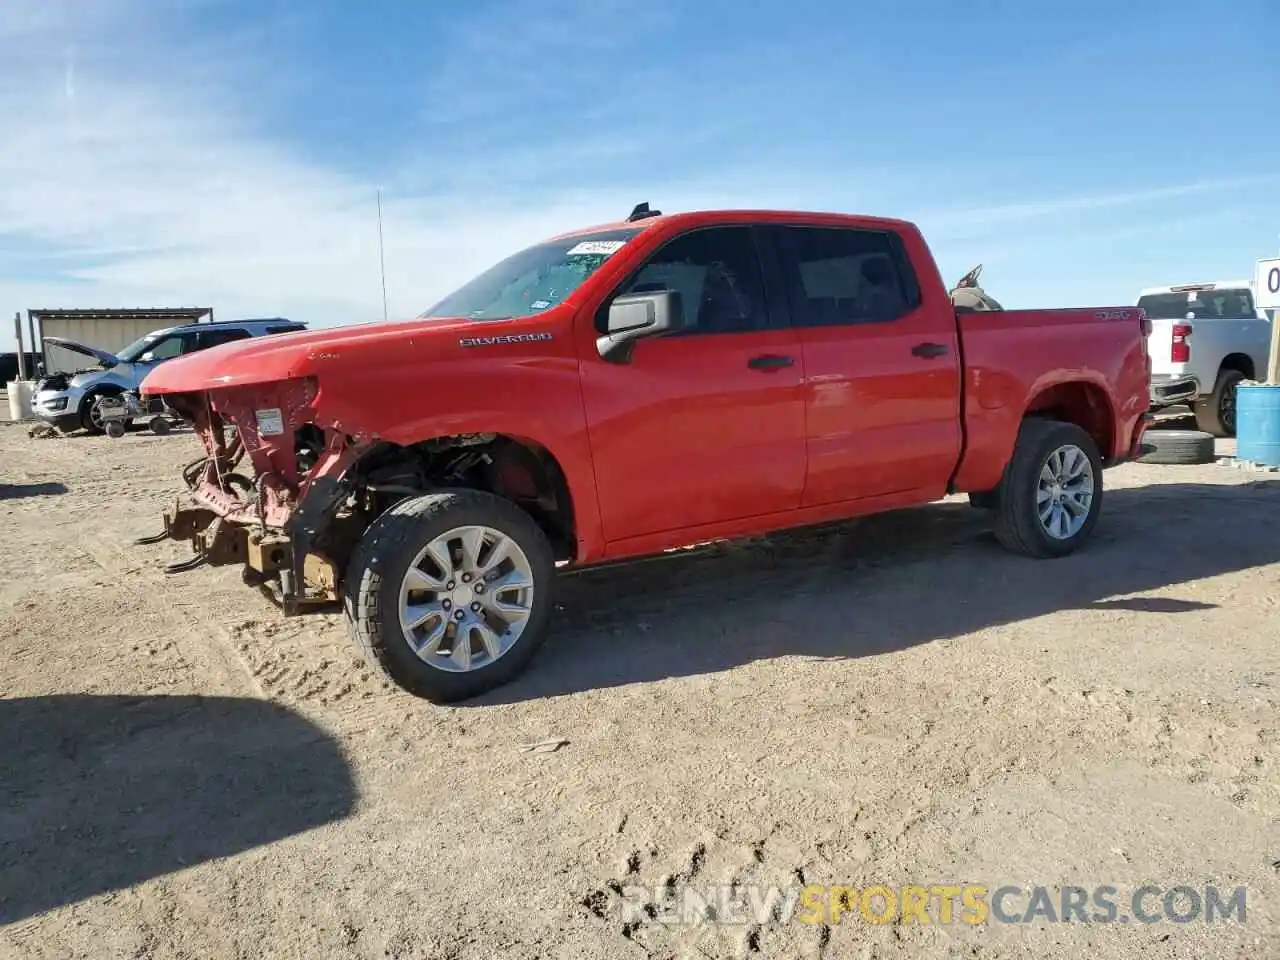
[141,206,1152,703]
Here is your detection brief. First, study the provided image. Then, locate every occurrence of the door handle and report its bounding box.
[911,342,949,359]
[747,354,794,370]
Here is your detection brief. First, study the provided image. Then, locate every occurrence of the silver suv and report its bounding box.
[33,318,307,433]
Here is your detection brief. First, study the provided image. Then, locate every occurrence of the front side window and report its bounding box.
[116,334,162,363]
[603,226,770,335]
[774,226,916,326]
[139,333,197,361]
[423,227,643,321]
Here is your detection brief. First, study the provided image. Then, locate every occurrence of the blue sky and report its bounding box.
[2,0,1278,349]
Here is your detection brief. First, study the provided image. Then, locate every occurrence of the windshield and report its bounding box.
[115,333,162,363]
[1137,288,1257,321]
[421,227,643,321]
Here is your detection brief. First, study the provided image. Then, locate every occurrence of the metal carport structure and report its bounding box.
[29,307,213,374]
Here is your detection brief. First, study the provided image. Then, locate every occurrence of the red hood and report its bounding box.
[141,317,479,394]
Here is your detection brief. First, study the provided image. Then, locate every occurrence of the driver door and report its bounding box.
[579,224,807,545]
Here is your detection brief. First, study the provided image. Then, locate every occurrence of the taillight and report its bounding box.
[1171,323,1192,363]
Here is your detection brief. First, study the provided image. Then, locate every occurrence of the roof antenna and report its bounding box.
[377,187,389,322]
[627,202,661,222]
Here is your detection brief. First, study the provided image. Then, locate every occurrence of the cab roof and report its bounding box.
[1138,281,1253,296]
[546,208,918,243]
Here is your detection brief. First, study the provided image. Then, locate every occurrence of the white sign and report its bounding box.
[1256,257,1280,311]
[255,407,284,436]
[566,240,626,257]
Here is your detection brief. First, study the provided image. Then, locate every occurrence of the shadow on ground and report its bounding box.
[473,481,1279,704]
[0,482,68,500]
[0,695,356,924]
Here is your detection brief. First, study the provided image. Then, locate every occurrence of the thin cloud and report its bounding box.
[924,175,1279,235]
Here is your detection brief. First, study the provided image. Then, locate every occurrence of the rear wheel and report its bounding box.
[992,419,1103,558]
[1194,368,1245,438]
[344,489,556,703]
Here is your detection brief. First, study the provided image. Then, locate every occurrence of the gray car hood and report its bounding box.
[42,336,120,367]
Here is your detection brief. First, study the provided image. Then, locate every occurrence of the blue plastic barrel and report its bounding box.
[1236,384,1280,466]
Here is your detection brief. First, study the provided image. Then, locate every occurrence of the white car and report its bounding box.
[1138,281,1270,437]
[33,318,307,434]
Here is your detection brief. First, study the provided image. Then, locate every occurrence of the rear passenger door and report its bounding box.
[762,224,962,506]
[197,328,253,350]
[580,224,807,543]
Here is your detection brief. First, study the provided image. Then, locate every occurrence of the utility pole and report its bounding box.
[13,312,25,381]
[377,187,389,322]
[1267,304,1280,384]
[1267,246,1280,385]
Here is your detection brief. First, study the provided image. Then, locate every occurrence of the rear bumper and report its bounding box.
[1122,412,1155,464]
[1149,374,1199,406]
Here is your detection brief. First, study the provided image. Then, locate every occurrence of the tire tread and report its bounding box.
[343,489,554,702]
[992,419,1103,559]
[1193,368,1245,439]
[1137,429,1216,465]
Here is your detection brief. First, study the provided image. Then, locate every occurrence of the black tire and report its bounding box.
[968,490,1000,510]
[1136,428,1216,465]
[344,489,556,703]
[992,419,1104,558]
[79,391,128,435]
[1193,368,1246,438]
[149,417,171,435]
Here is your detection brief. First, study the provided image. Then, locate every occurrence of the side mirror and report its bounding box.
[596,289,684,363]
[138,351,156,363]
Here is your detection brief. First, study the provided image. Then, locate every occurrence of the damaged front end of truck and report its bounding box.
[138,377,372,614]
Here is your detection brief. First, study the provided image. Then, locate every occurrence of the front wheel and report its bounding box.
[343,489,556,703]
[992,419,1103,558]
[80,393,129,435]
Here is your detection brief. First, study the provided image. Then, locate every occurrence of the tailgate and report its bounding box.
[1145,319,1183,377]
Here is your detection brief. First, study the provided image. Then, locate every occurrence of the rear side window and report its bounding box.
[198,329,253,350]
[601,226,772,335]
[773,226,918,326]
[265,324,305,335]
[1137,289,1256,320]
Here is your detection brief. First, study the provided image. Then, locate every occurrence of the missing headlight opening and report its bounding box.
[142,379,574,620]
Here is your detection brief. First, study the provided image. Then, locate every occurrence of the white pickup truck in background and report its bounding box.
[1138,281,1271,437]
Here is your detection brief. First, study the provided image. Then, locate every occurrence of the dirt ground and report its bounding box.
[1,418,1278,960]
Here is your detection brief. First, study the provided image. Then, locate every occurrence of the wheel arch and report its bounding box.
[1218,352,1255,380]
[78,380,126,409]
[345,432,581,563]
[1023,379,1115,461]
[77,381,128,431]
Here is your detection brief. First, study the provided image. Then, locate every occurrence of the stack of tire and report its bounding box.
[1139,369,1243,465]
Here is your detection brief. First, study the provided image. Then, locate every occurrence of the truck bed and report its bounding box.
[951,307,1151,493]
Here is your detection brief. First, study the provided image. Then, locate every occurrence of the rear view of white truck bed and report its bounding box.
[1137,281,1270,436]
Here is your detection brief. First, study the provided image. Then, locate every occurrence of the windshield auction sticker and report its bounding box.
[566,240,627,257]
